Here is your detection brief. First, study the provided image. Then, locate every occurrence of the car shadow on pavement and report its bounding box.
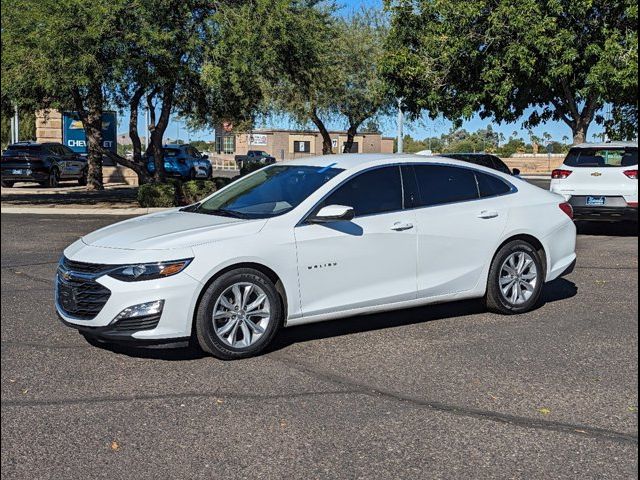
[576,221,638,237]
[84,279,577,360]
[266,278,578,354]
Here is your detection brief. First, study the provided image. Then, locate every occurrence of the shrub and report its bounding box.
[179,180,217,205]
[137,182,177,208]
[212,176,233,190]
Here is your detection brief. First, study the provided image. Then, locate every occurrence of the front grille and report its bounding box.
[110,314,161,332]
[56,271,111,320]
[62,257,119,275]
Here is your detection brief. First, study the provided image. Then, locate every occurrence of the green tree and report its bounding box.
[382,0,638,145]
[335,9,394,153]
[2,0,129,189]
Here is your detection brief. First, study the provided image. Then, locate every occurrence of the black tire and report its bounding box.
[485,239,544,315]
[195,268,283,360]
[78,168,87,186]
[1,180,15,188]
[45,168,60,188]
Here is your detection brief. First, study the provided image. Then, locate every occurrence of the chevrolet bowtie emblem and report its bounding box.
[591,172,602,177]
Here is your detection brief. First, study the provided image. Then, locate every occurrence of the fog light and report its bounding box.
[113,300,164,322]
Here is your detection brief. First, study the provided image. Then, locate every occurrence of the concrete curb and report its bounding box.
[0,206,169,216]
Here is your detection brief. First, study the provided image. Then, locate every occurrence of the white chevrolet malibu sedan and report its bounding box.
[56,154,577,359]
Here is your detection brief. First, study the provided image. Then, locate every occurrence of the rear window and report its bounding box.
[163,148,181,157]
[564,147,638,168]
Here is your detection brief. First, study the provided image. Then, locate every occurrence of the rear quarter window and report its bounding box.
[476,172,512,198]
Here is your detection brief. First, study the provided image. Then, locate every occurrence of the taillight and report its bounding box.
[623,169,638,180]
[628,202,638,208]
[552,169,572,179]
[559,202,574,219]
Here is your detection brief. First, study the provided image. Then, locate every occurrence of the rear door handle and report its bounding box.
[391,222,414,231]
[478,210,499,219]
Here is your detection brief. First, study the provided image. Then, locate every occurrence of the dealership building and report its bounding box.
[213,127,395,163]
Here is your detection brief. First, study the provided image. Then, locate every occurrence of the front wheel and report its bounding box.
[485,240,544,314]
[78,168,87,186]
[195,268,283,360]
[45,168,60,188]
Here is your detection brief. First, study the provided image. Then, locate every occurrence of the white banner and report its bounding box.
[249,134,268,146]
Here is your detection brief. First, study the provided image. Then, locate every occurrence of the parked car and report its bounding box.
[440,153,521,177]
[146,144,212,180]
[1,141,87,188]
[235,150,276,175]
[550,142,638,222]
[56,153,577,359]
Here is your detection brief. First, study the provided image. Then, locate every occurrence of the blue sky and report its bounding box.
[117,0,607,145]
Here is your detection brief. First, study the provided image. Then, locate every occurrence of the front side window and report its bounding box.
[194,165,343,219]
[321,166,403,217]
[564,147,638,168]
[413,165,479,207]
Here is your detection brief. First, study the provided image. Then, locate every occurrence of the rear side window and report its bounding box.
[3,145,43,154]
[413,165,479,206]
[564,148,638,168]
[475,171,512,198]
[323,166,402,217]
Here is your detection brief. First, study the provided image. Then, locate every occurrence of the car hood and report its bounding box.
[81,209,268,250]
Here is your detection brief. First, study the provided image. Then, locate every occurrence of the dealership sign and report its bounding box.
[62,112,117,154]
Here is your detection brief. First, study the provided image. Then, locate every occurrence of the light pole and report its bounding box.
[396,98,404,154]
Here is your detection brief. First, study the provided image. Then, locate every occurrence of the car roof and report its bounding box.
[572,141,638,149]
[283,153,504,173]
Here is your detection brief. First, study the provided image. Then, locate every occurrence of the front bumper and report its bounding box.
[55,270,202,343]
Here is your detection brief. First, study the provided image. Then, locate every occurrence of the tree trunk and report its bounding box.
[128,86,151,185]
[572,122,589,145]
[309,108,334,155]
[343,124,359,153]
[148,85,175,182]
[72,85,104,190]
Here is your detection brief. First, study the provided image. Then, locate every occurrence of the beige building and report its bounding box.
[213,127,395,163]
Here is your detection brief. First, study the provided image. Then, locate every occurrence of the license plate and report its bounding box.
[11,169,25,175]
[586,196,606,206]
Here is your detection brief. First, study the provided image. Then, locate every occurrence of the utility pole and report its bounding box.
[13,104,20,143]
[396,98,404,154]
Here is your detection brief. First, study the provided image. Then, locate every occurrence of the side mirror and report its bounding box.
[202,154,209,160]
[512,168,521,176]
[309,205,355,223]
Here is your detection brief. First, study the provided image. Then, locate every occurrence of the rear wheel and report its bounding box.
[195,268,283,360]
[1,180,15,188]
[486,240,544,314]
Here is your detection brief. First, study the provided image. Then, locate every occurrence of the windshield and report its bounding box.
[194,165,343,219]
[564,147,638,168]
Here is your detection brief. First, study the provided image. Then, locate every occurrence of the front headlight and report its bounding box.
[108,259,193,282]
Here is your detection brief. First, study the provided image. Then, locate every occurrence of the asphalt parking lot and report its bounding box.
[1,213,637,479]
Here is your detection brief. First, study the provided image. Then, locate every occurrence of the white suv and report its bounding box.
[550,142,638,222]
[56,154,577,359]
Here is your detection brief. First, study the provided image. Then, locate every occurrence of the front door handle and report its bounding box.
[478,210,499,219]
[391,222,414,231]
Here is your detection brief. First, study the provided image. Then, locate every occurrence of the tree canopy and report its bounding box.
[382,0,638,144]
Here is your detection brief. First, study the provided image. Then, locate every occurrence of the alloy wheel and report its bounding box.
[212,282,271,348]
[499,251,538,305]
